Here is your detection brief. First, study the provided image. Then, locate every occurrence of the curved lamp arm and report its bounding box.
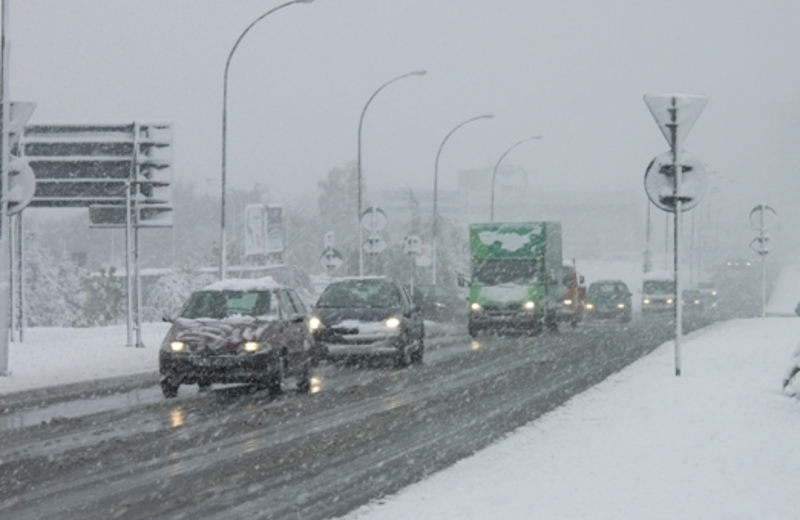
[490,135,541,222]
[219,0,315,280]
[431,113,493,283]
[356,69,427,276]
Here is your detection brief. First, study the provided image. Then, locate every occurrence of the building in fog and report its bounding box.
[368,164,643,262]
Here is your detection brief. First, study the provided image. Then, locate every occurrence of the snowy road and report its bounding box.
[0,313,713,520]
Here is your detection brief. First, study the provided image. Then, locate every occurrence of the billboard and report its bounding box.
[244,204,267,257]
[266,205,285,254]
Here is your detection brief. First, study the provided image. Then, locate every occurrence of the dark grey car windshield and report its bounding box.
[180,290,277,319]
[589,283,627,295]
[643,280,675,294]
[473,259,537,285]
[316,281,401,309]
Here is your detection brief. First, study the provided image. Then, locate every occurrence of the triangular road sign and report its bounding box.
[644,94,708,150]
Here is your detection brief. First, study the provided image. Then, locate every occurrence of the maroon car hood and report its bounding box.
[169,317,282,354]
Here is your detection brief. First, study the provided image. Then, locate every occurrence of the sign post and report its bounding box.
[644,94,709,377]
[0,0,9,374]
[749,204,777,318]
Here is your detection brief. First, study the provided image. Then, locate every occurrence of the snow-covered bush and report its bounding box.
[143,267,214,321]
[24,232,85,327]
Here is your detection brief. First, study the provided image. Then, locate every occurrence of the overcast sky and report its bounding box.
[9,1,800,225]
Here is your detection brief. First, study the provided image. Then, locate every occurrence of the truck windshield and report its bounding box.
[473,259,537,285]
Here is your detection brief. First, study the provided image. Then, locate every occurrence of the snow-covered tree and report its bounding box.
[143,267,214,321]
[73,267,125,327]
[23,231,84,327]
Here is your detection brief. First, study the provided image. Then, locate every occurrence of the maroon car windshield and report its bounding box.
[180,290,279,319]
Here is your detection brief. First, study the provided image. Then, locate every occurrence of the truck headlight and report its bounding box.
[170,341,185,352]
[642,299,650,305]
[523,301,535,310]
[470,302,482,311]
[666,298,674,305]
[244,341,259,353]
[617,303,626,309]
[585,303,594,310]
[563,299,573,306]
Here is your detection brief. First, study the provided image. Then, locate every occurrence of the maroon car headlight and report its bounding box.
[170,341,185,353]
[243,341,259,353]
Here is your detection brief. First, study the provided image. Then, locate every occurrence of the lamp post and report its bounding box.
[357,69,427,277]
[432,114,493,284]
[219,0,314,281]
[490,135,541,222]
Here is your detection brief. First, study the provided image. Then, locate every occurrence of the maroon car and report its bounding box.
[158,277,314,398]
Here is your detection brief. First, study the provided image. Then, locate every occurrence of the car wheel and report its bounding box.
[262,356,284,397]
[546,313,559,333]
[296,364,312,394]
[468,322,479,338]
[395,343,411,368]
[160,377,179,399]
[410,338,425,365]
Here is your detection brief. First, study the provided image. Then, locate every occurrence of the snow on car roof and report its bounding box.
[200,276,286,292]
[335,276,394,283]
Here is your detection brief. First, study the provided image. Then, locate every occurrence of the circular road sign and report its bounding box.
[7,156,36,215]
[361,206,387,232]
[644,149,708,213]
[749,204,778,231]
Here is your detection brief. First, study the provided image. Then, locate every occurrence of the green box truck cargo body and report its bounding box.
[468,221,562,336]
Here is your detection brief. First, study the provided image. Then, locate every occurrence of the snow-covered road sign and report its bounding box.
[360,206,387,232]
[750,236,774,256]
[644,94,708,151]
[320,247,343,270]
[644,149,708,212]
[749,204,777,230]
[363,235,387,255]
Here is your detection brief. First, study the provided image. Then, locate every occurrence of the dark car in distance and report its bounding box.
[158,277,314,398]
[309,276,425,367]
[411,284,468,324]
[584,279,632,322]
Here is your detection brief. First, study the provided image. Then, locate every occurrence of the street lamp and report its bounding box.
[432,114,494,284]
[490,135,541,222]
[357,69,427,277]
[219,0,314,281]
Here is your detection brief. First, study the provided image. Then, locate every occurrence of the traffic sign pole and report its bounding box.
[0,0,10,375]
[644,94,709,377]
[674,147,683,377]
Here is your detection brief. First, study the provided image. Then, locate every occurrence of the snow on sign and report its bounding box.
[360,206,387,232]
[749,204,778,230]
[644,94,708,151]
[363,235,387,255]
[320,247,343,270]
[750,236,774,256]
[644,149,708,212]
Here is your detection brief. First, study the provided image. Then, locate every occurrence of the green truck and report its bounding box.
[467,221,563,336]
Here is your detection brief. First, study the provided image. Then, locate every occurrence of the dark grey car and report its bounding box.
[309,277,425,367]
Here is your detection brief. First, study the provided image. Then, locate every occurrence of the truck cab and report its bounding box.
[467,222,562,337]
[558,263,586,326]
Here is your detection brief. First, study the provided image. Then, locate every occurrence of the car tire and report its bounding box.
[468,322,479,338]
[161,377,179,399]
[410,338,425,365]
[395,343,411,368]
[296,365,312,394]
[262,356,284,397]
